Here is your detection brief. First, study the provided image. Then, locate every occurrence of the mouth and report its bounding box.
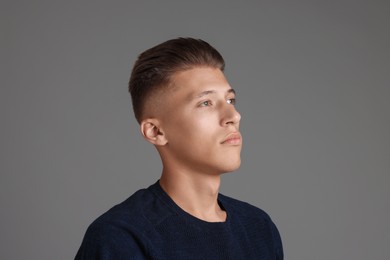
[221,132,242,145]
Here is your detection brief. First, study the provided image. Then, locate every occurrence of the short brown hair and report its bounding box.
[128,37,225,123]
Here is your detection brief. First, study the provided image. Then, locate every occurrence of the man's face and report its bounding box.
[157,67,242,175]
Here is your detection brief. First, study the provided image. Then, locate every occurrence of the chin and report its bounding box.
[221,158,241,173]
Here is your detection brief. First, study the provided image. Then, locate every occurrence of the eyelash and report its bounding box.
[199,98,236,107]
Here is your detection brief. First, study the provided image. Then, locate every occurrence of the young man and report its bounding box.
[76,38,283,259]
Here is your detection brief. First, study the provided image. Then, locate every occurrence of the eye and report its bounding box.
[227,98,236,105]
[199,100,212,107]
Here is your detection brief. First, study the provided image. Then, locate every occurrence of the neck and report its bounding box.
[159,168,226,222]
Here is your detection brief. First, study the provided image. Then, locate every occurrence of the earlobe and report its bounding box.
[140,119,168,146]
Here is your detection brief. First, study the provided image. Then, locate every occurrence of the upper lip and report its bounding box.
[221,132,242,144]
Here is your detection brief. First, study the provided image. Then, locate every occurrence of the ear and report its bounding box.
[140,118,168,146]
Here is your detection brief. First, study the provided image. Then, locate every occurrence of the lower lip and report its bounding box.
[222,138,242,145]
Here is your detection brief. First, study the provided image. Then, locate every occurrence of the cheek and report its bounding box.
[177,111,216,131]
[164,108,220,145]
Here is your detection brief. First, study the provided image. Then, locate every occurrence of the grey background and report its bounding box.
[1,1,389,259]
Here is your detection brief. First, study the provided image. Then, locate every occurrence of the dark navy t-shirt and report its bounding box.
[76,181,283,259]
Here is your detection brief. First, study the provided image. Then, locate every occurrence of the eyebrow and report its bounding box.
[192,88,236,99]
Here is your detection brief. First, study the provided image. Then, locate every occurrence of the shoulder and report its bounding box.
[86,183,174,235]
[89,188,151,231]
[76,183,172,259]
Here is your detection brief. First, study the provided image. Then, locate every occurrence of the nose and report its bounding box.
[221,104,241,126]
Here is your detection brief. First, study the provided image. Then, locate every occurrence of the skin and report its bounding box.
[140,67,242,222]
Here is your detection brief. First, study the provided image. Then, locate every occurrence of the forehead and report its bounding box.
[169,67,232,98]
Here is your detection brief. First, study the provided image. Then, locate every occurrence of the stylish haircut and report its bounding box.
[128,37,225,123]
